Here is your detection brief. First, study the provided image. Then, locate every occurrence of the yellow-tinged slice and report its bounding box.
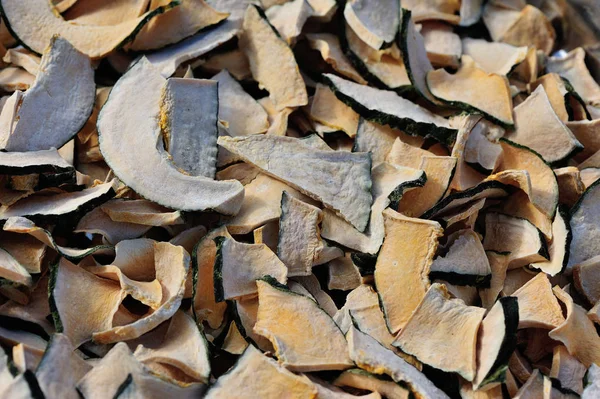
[306,33,366,84]
[375,208,443,334]
[74,207,151,245]
[205,345,317,398]
[64,0,149,25]
[100,199,183,226]
[266,0,312,45]
[327,254,362,291]
[512,272,564,329]
[402,0,460,24]
[386,137,432,169]
[309,84,359,138]
[235,296,275,352]
[254,278,353,371]
[0,247,32,288]
[420,22,462,68]
[530,207,570,276]
[498,5,555,55]
[239,5,307,110]
[356,119,426,165]
[462,38,528,75]
[393,283,486,381]
[334,369,410,399]
[3,46,40,75]
[530,73,570,122]
[427,56,514,128]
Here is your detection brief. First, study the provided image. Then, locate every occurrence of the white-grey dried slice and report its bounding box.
[266,0,313,45]
[74,207,150,245]
[356,119,426,166]
[568,119,600,162]
[420,22,462,68]
[530,207,570,276]
[547,48,600,106]
[460,0,483,26]
[568,179,600,273]
[462,38,528,75]
[160,77,218,178]
[0,246,32,290]
[98,58,243,214]
[0,37,94,152]
[0,148,73,176]
[197,49,251,81]
[0,0,178,59]
[218,134,373,232]
[344,0,400,50]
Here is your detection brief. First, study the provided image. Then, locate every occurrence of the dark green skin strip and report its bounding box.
[47,261,63,334]
[212,236,227,303]
[428,271,492,288]
[111,374,133,399]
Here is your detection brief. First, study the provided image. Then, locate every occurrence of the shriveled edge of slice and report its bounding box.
[530,206,571,276]
[343,0,400,50]
[0,149,74,176]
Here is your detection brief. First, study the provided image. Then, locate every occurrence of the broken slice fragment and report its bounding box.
[0,247,32,290]
[100,199,183,226]
[324,73,456,145]
[426,55,514,128]
[512,273,564,329]
[343,0,400,50]
[530,207,571,276]
[568,180,600,272]
[239,5,307,110]
[214,236,287,301]
[547,48,600,106]
[461,38,528,75]
[309,83,359,138]
[0,0,179,58]
[254,278,353,371]
[306,33,366,84]
[393,283,486,381]
[0,37,94,152]
[334,369,410,399]
[218,134,372,232]
[0,148,73,177]
[97,58,244,214]
[573,256,600,305]
[204,345,317,398]
[266,0,312,45]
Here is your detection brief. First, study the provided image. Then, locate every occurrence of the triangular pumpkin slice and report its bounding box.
[393,283,486,381]
[204,345,317,398]
[254,277,353,372]
[266,0,313,45]
[218,134,373,232]
[343,0,400,50]
[512,273,564,329]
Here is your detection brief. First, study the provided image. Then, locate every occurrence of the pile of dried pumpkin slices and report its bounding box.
[1,0,600,397]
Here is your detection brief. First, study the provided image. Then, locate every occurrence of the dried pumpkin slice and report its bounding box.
[306,33,366,84]
[205,345,317,399]
[212,70,269,137]
[402,0,460,24]
[430,230,492,287]
[324,73,456,145]
[213,236,287,301]
[309,84,359,138]
[0,275,53,333]
[234,296,274,352]
[504,86,582,164]
[355,119,426,165]
[343,0,399,50]
[581,168,600,189]
[473,297,519,390]
[426,56,514,128]
[309,375,382,399]
[393,283,486,381]
[461,38,528,75]
[146,22,238,78]
[97,58,243,214]
[347,325,449,399]
[254,277,353,371]
[0,37,94,152]
[422,181,508,219]
[63,0,149,25]
[550,346,586,395]
[133,311,210,383]
[3,46,40,76]
[420,22,462,69]
[547,48,600,106]
[549,287,600,367]
[334,369,410,399]
[375,208,443,334]
[0,68,34,92]
[446,114,487,192]
[218,134,372,232]
[483,213,549,269]
[35,334,91,399]
[397,155,457,217]
[530,207,571,276]
[0,0,178,59]
[100,199,183,226]
[266,0,312,45]
[160,77,218,178]
[573,256,600,305]
[239,5,307,110]
[568,119,600,162]
[512,273,564,329]
[328,255,361,291]
[568,179,600,272]
[554,167,584,208]
[386,137,432,169]
[0,149,73,177]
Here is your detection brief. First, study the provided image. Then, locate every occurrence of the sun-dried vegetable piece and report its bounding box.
[554,166,584,207]
[3,46,40,75]
[573,256,600,305]
[420,22,461,68]
[393,283,485,380]
[462,38,528,75]
[324,73,456,145]
[0,68,34,92]
[233,296,274,352]
[529,207,570,276]
[310,375,382,399]
[100,199,183,227]
[355,119,425,165]
[550,345,586,395]
[568,120,600,163]
[254,278,353,371]
[239,5,307,110]
[343,0,400,50]
[375,209,443,334]
[0,149,73,178]
[205,345,317,398]
[306,33,366,84]
[327,255,361,291]
[0,275,52,332]
[0,0,179,59]
[402,0,460,24]
[547,48,600,106]
[347,325,449,399]
[64,0,149,25]
[568,180,600,272]
[266,0,312,45]
[74,207,150,245]
[218,134,372,232]
[511,272,564,329]
[334,369,410,399]
[98,58,243,213]
[309,84,359,138]
[386,137,431,169]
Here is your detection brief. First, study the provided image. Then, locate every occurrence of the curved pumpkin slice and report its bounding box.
[397,155,457,217]
[347,325,448,399]
[505,86,582,164]
[239,5,307,110]
[76,343,205,399]
[218,134,372,232]
[549,287,600,367]
[0,37,94,152]
[496,139,559,219]
[133,311,210,383]
[568,179,600,272]
[64,0,149,25]
[530,207,571,276]
[334,369,410,399]
[35,334,91,399]
[479,251,509,310]
[529,73,570,122]
[554,167,584,208]
[309,375,382,399]
[306,33,366,84]
[547,48,600,106]
[550,346,586,395]
[322,163,425,254]
[92,241,189,343]
[512,272,564,329]
[266,0,313,45]
[214,236,287,301]
[426,56,513,128]
[573,256,600,305]
[309,84,359,138]
[496,185,554,240]
[0,0,179,59]
[473,297,519,390]
[160,77,219,178]
[205,345,317,399]
[461,38,528,75]
[430,230,492,287]
[343,0,399,50]
[375,209,443,334]
[393,283,485,381]
[97,58,243,214]
[483,213,549,269]
[386,137,431,169]
[100,199,183,226]
[402,0,460,24]
[254,278,353,371]
[324,73,456,145]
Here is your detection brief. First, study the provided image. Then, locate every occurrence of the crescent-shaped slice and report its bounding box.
[97,57,244,214]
